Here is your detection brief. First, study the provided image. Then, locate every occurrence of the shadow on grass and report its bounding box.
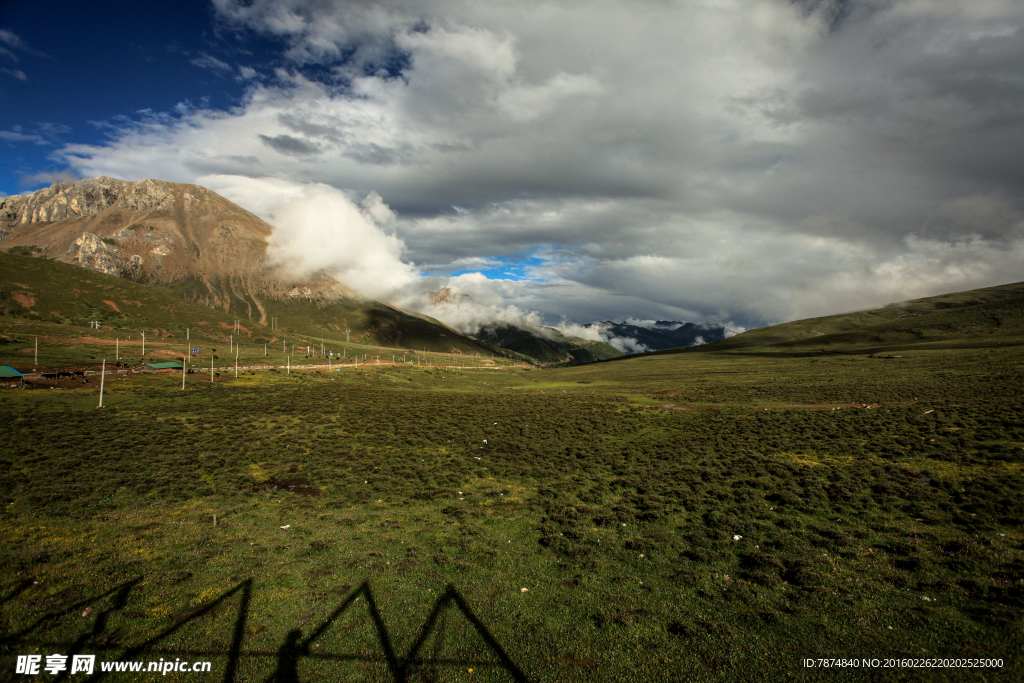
[0,579,35,609]
[2,579,527,683]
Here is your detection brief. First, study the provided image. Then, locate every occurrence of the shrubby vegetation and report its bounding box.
[1,342,1021,680]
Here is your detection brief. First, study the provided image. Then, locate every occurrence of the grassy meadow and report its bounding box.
[1,259,1022,681]
[1,335,1022,681]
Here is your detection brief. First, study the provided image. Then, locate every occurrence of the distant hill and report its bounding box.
[474,324,622,365]
[648,281,1024,356]
[470,319,727,364]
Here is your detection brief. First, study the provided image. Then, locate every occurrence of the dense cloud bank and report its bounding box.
[49,0,1024,329]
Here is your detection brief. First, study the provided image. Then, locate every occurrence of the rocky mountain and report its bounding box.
[0,177,357,325]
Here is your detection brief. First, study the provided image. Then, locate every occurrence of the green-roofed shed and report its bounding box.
[142,362,184,374]
[0,366,24,378]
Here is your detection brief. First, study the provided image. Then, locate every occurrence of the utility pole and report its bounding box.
[34,337,38,365]
[230,334,233,353]
[116,338,119,360]
[182,355,186,390]
[141,331,146,356]
[235,351,238,378]
[264,343,267,357]
[287,356,290,374]
[211,356,214,383]
[98,359,105,408]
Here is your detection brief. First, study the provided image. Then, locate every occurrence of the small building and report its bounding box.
[141,361,184,374]
[0,365,24,385]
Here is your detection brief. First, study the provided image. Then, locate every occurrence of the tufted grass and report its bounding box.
[1,343,1022,681]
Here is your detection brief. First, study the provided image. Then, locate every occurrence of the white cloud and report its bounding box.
[0,129,43,143]
[0,29,27,51]
[190,53,234,75]
[44,0,1024,330]
[200,175,417,300]
[422,272,546,333]
[556,321,649,355]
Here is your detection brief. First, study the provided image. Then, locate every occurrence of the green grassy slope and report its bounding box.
[654,280,1024,356]
[0,251,502,359]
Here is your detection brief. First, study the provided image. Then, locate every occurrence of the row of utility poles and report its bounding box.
[47,323,501,371]
[39,316,513,408]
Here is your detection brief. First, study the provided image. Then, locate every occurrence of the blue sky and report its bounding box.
[428,253,549,281]
[0,1,265,193]
[3,1,1023,333]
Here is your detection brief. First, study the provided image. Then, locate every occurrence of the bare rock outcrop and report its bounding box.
[430,287,471,306]
[67,232,122,275]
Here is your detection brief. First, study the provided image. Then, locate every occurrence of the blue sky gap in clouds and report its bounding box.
[430,253,550,282]
[2,0,1023,331]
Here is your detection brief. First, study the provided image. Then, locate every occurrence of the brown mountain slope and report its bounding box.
[0,177,358,323]
[0,177,269,279]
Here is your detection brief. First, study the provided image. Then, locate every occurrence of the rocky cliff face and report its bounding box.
[67,232,121,275]
[0,176,271,281]
[0,177,357,323]
[1,177,175,224]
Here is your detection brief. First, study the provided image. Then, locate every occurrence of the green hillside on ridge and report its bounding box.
[652,280,1024,357]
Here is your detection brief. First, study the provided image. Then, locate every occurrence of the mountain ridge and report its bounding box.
[581,320,727,352]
